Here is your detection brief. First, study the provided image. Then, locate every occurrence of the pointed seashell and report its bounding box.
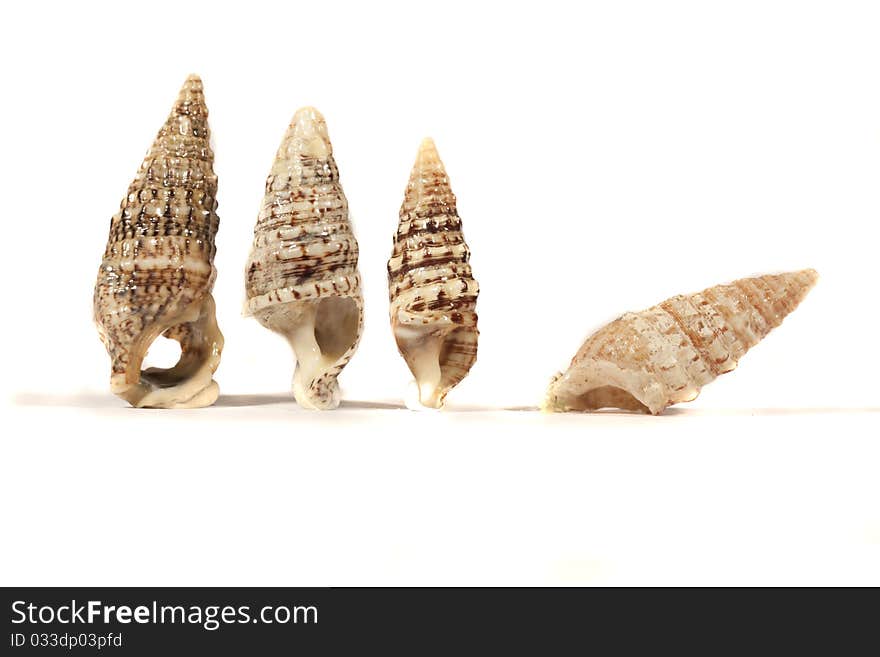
[387,138,479,408]
[93,75,224,409]
[245,107,363,410]
[543,270,818,415]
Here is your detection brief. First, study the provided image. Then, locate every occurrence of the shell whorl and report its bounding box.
[544,269,818,415]
[93,74,224,409]
[244,107,363,410]
[387,138,479,408]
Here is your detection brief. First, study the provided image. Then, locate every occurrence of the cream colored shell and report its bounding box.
[544,270,818,415]
[245,107,363,410]
[387,138,479,408]
[93,74,224,409]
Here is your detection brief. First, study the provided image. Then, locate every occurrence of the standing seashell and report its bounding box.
[245,107,363,410]
[387,138,480,409]
[93,74,224,409]
[543,270,818,415]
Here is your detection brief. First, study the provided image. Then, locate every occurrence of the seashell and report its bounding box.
[245,107,363,410]
[93,74,224,409]
[543,270,818,415]
[387,138,479,408]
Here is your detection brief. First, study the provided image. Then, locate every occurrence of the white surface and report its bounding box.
[3,398,879,586]
[2,0,879,585]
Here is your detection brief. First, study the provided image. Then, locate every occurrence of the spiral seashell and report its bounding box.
[387,138,479,409]
[93,75,224,409]
[543,270,818,415]
[245,107,363,410]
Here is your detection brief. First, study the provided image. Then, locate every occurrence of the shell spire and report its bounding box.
[543,270,818,415]
[404,137,452,211]
[387,138,479,409]
[93,74,224,408]
[245,107,363,410]
[161,74,210,140]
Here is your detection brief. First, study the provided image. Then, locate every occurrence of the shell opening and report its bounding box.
[395,326,463,409]
[138,328,204,391]
[567,386,650,414]
[314,296,359,362]
[112,296,223,409]
[281,296,361,410]
[142,335,183,371]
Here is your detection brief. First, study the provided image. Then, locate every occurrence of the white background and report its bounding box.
[1,0,878,585]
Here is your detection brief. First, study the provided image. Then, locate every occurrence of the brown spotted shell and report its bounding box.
[244,107,363,410]
[387,138,479,408]
[93,74,224,409]
[544,270,818,415]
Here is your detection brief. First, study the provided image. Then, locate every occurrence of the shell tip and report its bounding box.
[293,106,326,124]
[418,136,441,161]
[284,107,331,159]
[174,74,205,108]
[791,268,819,293]
[180,74,203,94]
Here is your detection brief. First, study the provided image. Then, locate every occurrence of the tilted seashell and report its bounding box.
[93,74,224,409]
[543,270,818,415]
[245,107,363,410]
[387,138,479,409]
